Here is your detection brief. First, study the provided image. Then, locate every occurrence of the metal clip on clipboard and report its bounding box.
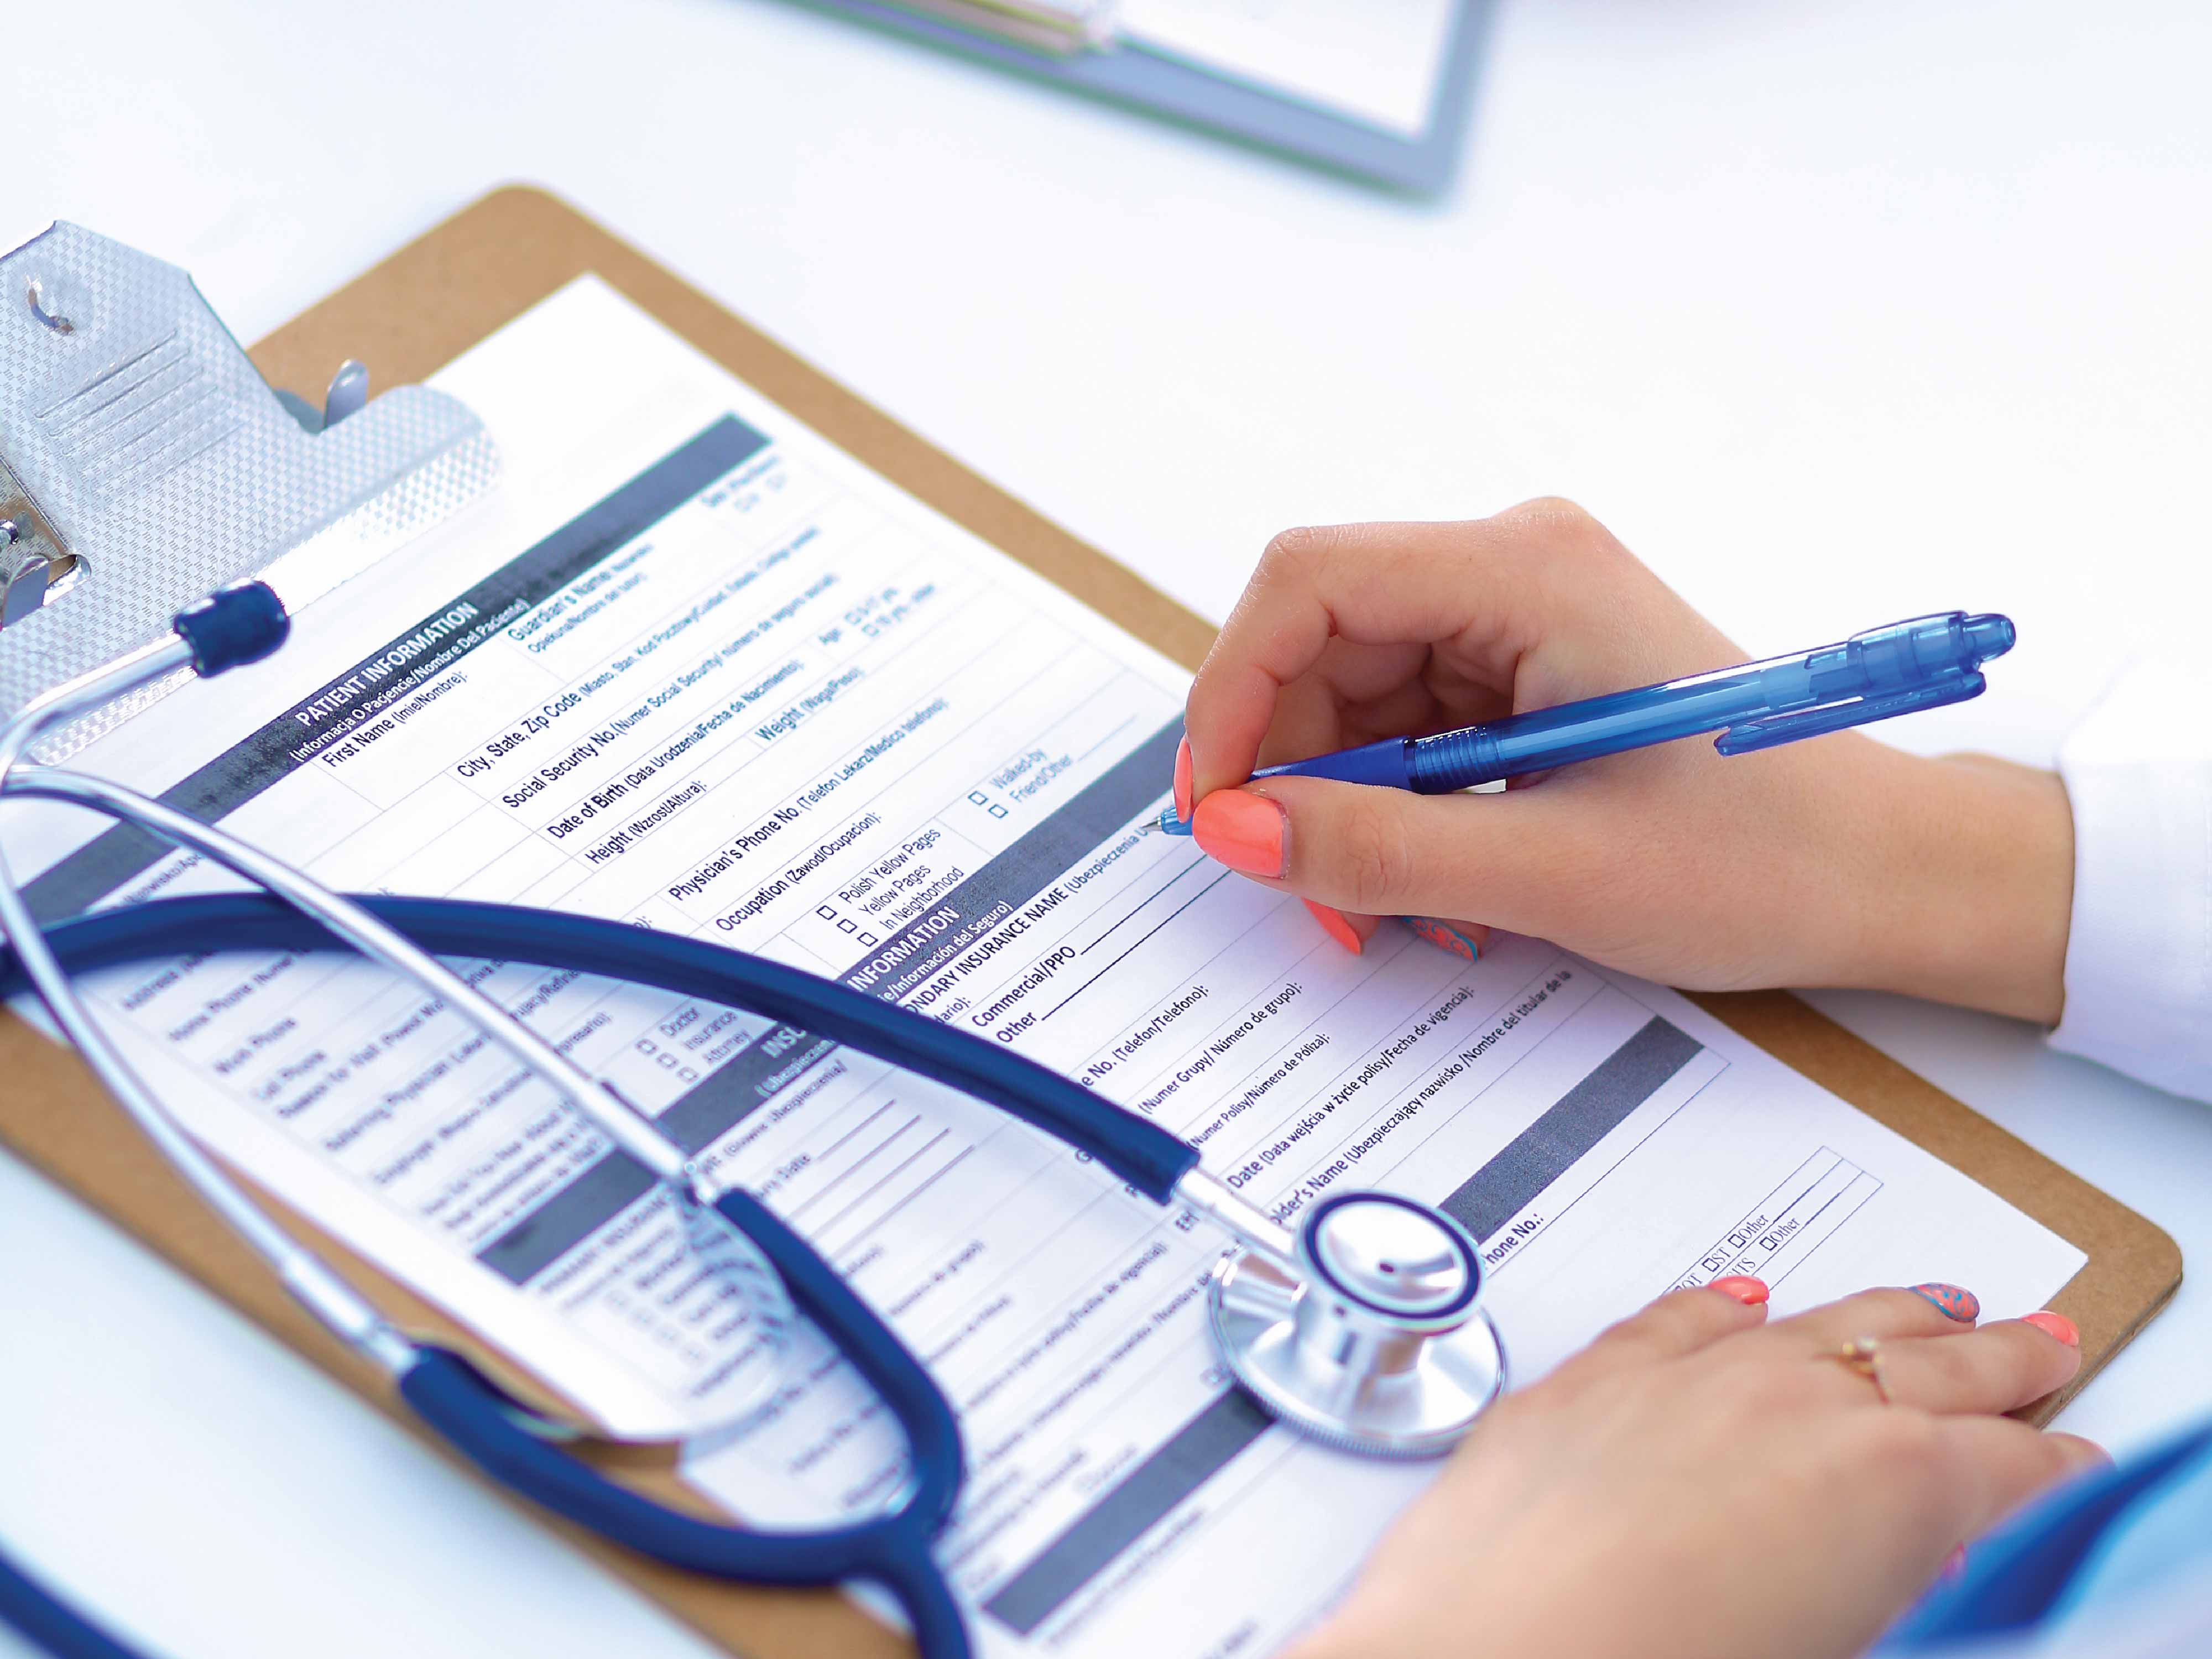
[0,223,499,760]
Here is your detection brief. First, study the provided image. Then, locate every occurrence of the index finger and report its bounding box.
[1185,519,1535,799]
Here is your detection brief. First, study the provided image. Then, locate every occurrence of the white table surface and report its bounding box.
[6,3,2210,1655]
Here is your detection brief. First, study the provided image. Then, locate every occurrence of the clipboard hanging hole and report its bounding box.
[25,275,78,334]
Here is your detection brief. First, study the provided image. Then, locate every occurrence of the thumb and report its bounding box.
[1187,776,1561,924]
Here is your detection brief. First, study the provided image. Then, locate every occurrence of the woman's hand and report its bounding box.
[1288,1281,2098,1659]
[1177,503,2074,1022]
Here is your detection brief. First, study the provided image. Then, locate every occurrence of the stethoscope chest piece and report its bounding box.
[1206,1191,1505,1459]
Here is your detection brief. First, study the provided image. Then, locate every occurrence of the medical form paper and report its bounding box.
[4,279,2085,1657]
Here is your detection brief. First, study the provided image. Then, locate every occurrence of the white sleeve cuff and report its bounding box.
[2048,654,2212,1103]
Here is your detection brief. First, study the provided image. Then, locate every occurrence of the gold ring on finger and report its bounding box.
[1830,1337,1892,1405]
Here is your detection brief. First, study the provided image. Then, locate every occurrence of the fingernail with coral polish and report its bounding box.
[1712,1276,1769,1306]
[1404,917,1482,962]
[1191,790,1287,877]
[1172,737,1193,823]
[1303,900,1362,955]
[2023,1311,2079,1347]
[1910,1283,1981,1323]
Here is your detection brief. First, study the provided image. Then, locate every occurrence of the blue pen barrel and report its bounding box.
[1409,666,1785,789]
[1405,611,2013,792]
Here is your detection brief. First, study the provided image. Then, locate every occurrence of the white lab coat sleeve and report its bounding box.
[2047,653,2212,1104]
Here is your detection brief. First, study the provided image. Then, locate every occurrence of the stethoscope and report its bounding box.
[0,583,1506,1659]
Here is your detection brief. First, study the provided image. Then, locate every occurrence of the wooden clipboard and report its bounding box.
[0,186,2182,1659]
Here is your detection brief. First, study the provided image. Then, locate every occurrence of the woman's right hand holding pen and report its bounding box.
[1176,499,2076,1025]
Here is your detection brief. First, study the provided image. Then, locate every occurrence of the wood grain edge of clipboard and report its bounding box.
[0,185,2179,1659]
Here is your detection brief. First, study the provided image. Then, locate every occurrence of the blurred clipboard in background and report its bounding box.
[797,0,1495,193]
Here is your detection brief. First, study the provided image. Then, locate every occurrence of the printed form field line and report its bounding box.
[1040,869,1238,1021]
[1077,857,1212,957]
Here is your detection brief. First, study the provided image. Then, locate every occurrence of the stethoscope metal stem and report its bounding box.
[0,642,416,1373]
[1173,1166,1299,1276]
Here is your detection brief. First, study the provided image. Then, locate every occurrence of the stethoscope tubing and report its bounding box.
[0,890,997,1658]
[402,1187,968,1637]
[0,592,1142,1659]
[0,884,1199,1204]
[0,1553,142,1659]
[0,752,1209,1659]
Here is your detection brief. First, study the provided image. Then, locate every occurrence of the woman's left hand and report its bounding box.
[1287,1280,2100,1659]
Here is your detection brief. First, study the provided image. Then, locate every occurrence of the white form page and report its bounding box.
[5,278,2085,1655]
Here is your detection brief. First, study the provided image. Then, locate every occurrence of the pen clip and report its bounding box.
[1716,672,1987,757]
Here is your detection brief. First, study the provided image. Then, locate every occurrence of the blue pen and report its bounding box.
[1149,611,2015,835]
